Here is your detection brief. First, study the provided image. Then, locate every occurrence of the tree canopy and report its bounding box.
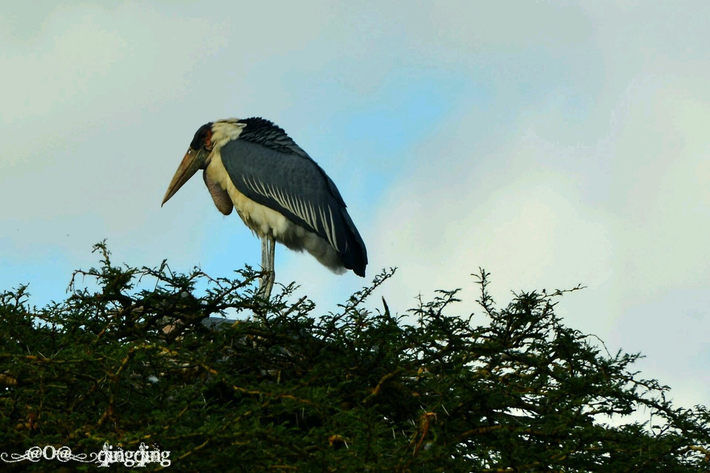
[1,243,708,471]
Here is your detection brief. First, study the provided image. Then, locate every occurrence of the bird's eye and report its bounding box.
[190,123,213,150]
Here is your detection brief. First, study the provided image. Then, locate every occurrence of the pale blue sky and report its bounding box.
[1,1,709,410]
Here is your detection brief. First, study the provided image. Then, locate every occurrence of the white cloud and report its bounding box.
[363,19,710,404]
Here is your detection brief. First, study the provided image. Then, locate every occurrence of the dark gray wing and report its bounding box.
[220,137,368,276]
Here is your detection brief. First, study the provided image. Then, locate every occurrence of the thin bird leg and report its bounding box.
[259,235,276,299]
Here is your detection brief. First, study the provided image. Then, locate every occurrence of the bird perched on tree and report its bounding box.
[162,117,368,298]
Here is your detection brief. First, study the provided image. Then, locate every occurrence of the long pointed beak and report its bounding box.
[162,148,209,206]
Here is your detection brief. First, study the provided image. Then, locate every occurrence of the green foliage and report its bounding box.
[0,242,709,471]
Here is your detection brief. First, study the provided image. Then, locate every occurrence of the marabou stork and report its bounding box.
[161,118,368,299]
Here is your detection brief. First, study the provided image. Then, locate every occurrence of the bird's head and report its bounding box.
[161,123,214,206]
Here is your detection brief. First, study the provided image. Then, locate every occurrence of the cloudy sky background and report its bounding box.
[1,2,708,410]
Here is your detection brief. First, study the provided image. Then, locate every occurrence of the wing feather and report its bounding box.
[219,138,367,275]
